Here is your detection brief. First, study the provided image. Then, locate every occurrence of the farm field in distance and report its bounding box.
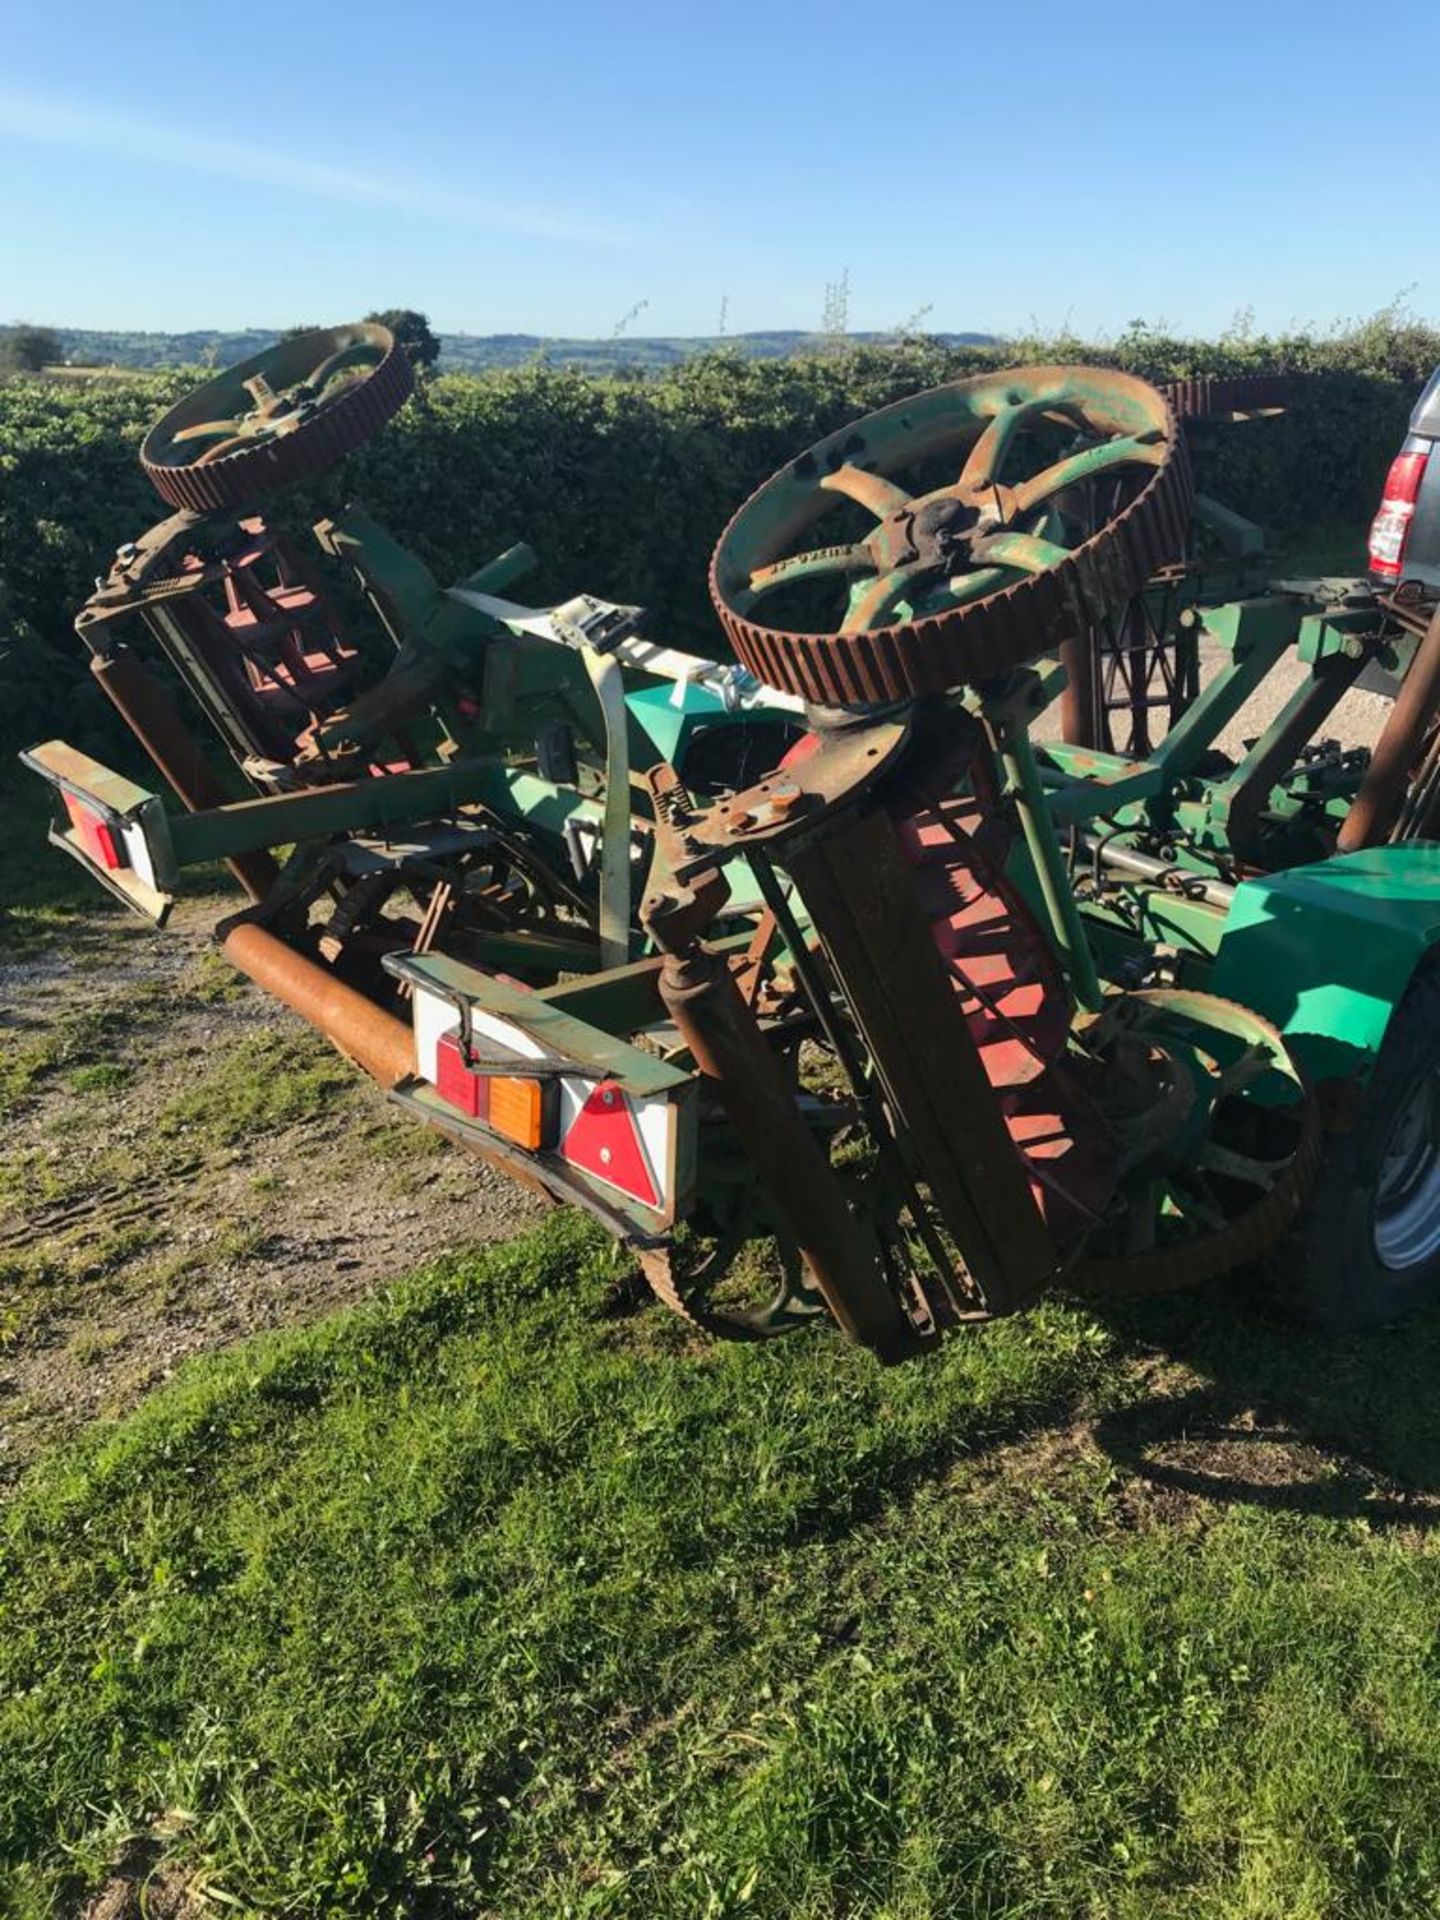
[8,554,1440,1915]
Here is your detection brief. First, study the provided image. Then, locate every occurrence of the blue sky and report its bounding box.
[2,0,1434,340]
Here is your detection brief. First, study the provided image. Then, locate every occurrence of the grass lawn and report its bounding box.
[2,542,1433,1915]
[5,1212,1440,1918]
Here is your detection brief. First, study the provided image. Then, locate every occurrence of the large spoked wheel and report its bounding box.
[140,322,413,512]
[1072,989,1320,1296]
[709,365,1191,705]
[1280,964,1440,1331]
[637,1235,829,1343]
[635,1051,879,1344]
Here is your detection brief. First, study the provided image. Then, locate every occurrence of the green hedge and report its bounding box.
[3,313,1438,755]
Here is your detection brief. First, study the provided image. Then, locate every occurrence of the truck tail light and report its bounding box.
[21,743,174,924]
[404,980,686,1222]
[1369,450,1429,580]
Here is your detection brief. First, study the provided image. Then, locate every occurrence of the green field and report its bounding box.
[5,1204,1440,1917]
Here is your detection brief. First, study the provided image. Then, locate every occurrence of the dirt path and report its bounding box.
[0,897,544,1484]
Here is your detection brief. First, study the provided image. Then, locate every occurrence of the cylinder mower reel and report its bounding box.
[19,338,1440,1356]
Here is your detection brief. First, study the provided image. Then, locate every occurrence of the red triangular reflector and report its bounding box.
[563,1082,658,1209]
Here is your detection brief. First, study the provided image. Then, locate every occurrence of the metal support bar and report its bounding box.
[749,853,977,1317]
[1146,600,1302,786]
[657,937,915,1357]
[1207,651,1368,861]
[1058,630,1097,749]
[581,646,632,970]
[1339,603,1440,852]
[987,707,1104,1013]
[223,922,415,1086]
[167,758,506,865]
[141,600,272,769]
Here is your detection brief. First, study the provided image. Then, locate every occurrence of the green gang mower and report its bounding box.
[22,326,1440,1351]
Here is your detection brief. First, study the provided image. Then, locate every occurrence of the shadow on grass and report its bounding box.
[1089,1277,1440,1528]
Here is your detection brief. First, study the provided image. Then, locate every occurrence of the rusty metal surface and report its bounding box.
[1056,379,1286,756]
[655,945,913,1354]
[1093,590,1200,756]
[709,367,1191,706]
[1377,585,1437,642]
[90,649,277,901]
[80,512,368,785]
[781,804,1059,1313]
[1339,602,1440,850]
[633,1241,819,1343]
[642,769,915,1354]
[1057,629,1096,747]
[223,921,415,1087]
[1159,373,1291,421]
[76,511,218,627]
[662,718,912,879]
[141,324,413,512]
[889,779,1118,1245]
[1070,990,1321,1295]
[1223,646,1373,862]
[661,716,1110,1288]
[21,336,1360,1352]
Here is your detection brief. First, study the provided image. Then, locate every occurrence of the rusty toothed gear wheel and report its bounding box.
[708,365,1193,706]
[1159,372,1291,422]
[140,322,413,513]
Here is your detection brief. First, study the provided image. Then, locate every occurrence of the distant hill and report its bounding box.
[42,325,999,377]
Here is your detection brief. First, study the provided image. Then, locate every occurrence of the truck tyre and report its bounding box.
[1281,962,1440,1331]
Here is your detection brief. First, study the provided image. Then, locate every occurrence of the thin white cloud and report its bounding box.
[0,86,629,248]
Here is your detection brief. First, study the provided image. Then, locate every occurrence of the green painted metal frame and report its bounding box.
[30,383,1440,1306]
[1212,847,1440,1081]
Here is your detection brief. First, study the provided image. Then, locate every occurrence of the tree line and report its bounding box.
[2,309,1435,760]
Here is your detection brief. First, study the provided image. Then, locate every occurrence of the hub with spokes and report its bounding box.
[711,365,1190,703]
[140,322,413,512]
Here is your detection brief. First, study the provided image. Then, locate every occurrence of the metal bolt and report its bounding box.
[599,1146,613,1165]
